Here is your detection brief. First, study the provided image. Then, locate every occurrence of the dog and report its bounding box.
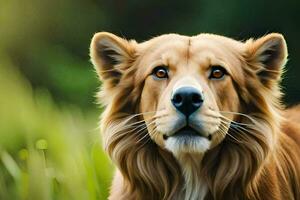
[90,32,300,200]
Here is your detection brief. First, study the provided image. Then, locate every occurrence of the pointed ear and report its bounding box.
[90,32,136,86]
[245,33,288,87]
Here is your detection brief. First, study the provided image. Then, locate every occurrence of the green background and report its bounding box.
[0,0,299,199]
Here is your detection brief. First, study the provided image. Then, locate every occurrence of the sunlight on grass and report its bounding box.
[0,53,112,200]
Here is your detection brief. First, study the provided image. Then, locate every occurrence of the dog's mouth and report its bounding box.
[163,126,212,140]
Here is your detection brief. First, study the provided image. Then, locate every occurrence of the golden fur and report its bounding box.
[90,32,300,200]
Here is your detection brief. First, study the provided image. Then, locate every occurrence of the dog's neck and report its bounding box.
[176,153,207,200]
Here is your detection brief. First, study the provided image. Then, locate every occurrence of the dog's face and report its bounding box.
[138,35,243,155]
[90,32,286,157]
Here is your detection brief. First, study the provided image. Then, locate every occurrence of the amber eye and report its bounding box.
[152,66,168,79]
[209,66,227,79]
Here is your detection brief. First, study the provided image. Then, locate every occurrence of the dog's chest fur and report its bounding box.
[177,154,208,200]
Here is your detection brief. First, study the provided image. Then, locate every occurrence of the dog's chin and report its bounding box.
[164,127,211,155]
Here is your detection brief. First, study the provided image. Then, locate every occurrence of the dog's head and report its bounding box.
[90,32,286,156]
[90,32,287,199]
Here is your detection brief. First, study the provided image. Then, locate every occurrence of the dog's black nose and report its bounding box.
[171,87,203,117]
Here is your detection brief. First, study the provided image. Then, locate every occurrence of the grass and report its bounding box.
[0,53,113,200]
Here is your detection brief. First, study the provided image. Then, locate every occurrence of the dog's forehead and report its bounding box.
[135,34,245,81]
[138,33,244,55]
[137,34,189,61]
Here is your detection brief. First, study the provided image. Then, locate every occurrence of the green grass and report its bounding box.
[0,53,113,200]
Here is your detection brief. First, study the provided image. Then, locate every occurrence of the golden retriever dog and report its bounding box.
[90,32,300,200]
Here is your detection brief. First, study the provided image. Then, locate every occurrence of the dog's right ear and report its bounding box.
[90,32,136,86]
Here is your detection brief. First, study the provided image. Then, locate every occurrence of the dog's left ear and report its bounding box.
[90,32,136,87]
[245,33,288,87]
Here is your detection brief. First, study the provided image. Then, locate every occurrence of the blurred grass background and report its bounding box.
[0,0,300,200]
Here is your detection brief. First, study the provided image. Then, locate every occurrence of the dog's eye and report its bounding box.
[152,66,168,79]
[209,66,227,79]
